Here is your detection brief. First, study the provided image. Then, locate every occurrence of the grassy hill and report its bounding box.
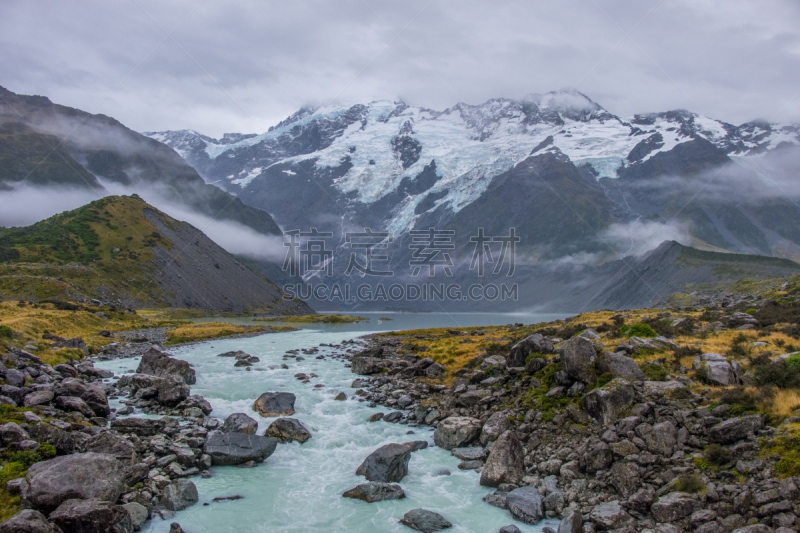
[0,195,311,314]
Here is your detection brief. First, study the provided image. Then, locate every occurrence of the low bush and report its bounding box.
[620,323,657,338]
[641,362,669,381]
[0,325,11,338]
[674,473,705,493]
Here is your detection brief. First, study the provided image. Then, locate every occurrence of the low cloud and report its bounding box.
[602,219,692,257]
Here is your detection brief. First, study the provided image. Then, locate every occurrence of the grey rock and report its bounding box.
[609,461,639,498]
[581,379,635,426]
[356,443,411,482]
[26,423,75,455]
[507,333,554,367]
[403,440,429,452]
[49,499,133,533]
[635,421,677,456]
[221,413,258,435]
[650,492,699,523]
[559,336,597,384]
[451,447,486,461]
[203,432,278,466]
[0,422,30,446]
[122,502,148,531]
[342,482,406,503]
[252,391,296,417]
[506,486,543,524]
[53,378,110,417]
[499,526,521,533]
[23,390,53,407]
[579,441,612,473]
[84,432,137,463]
[265,417,312,443]
[480,411,510,446]
[557,508,582,533]
[480,430,523,487]
[53,396,95,418]
[433,417,481,450]
[587,500,634,530]
[709,415,764,444]
[399,509,452,532]
[22,453,125,514]
[596,352,645,381]
[0,509,62,533]
[137,347,196,384]
[161,479,199,511]
[693,353,741,385]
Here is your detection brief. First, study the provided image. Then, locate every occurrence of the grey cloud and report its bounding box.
[1,0,799,137]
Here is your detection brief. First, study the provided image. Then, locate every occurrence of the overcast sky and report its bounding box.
[2,0,799,137]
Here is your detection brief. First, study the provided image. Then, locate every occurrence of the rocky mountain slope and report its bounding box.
[0,195,311,314]
[0,86,281,238]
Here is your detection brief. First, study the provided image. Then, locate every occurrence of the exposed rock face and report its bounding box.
[351,346,389,375]
[22,453,126,514]
[49,499,133,533]
[587,500,635,529]
[709,415,764,444]
[506,333,554,367]
[342,482,406,503]
[203,432,278,466]
[83,432,137,462]
[399,509,453,532]
[252,391,296,417]
[479,430,524,487]
[581,379,635,425]
[433,417,481,450]
[137,348,196,385]
[0,509,63,533]
[693,353,742,385]
[559,337,597,384]
[122,502,148,531]
[221,413,258,435]
[160,479,199,511]
[557,508,582,533]
[265,418,312,443]
[356,443,411,482]
[506,486,544,524]
[596,351,646,381]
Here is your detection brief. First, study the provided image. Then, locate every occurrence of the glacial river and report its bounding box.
[96,312,566,533]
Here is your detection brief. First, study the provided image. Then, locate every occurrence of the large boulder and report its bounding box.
[83,432,137,463]
[136,348,196,385]
[221,413,258,435]
[351,346,388,375]
[650,492,700,522]
[53,378,110,417]
[581,379,635,426]
[121,502,148,531]
[693,353,741,385]
[252,392,296,417]
[0,510,62,533]
[265,418,312,443]
[22,453,126,514]
[203,432,278,466]
[399,509,452,532]
[506,486,544,524]
[479,430,523,487]
[356,443,411,482]
[23,391,54,408]
[559,337,597,384]
[609,461,640,498]
[53,396,95,418]
[506,334,554,367]
[728,312,759,329]
[342,482,406,503]
[596,352,646,382]
[0,422,30,446]
[479,411,510,446]
[49,499,133,533]
[26,423,76,455]
[709,415,764,444]
[433,417,481,450]
[160,480,199,511]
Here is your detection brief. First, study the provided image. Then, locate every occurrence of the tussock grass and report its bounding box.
[165,322,283,345]
[257,314,368,324]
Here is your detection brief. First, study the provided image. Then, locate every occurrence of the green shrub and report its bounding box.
[620,323,657,338]
[752,357,800,389]
[0,325,11,338]
[745,308,756,314]
[641,362,669,381]
[674,473,705,493]
[704,444,733,469]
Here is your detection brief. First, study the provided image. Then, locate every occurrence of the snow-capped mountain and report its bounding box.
[147,90,800,269]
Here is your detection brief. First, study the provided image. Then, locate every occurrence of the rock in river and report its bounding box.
[399,509,452,532]
[480,430,524,487]
[265,418,312,443]
[137,347,196,385]
[506,486,544,525]
[0,509,62,533]
[252,391,296,417]
[342,482,406,503]
[356,443,411,482]
[221,413,259,435]
[203,432,278,466]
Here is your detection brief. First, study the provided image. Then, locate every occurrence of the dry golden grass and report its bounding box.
[768,389,800,418]
[165,322,286,345]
